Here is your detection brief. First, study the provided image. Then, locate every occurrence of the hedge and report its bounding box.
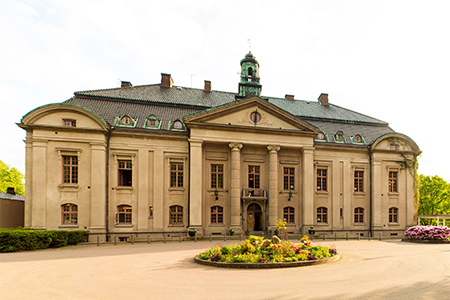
[0,228,88,253]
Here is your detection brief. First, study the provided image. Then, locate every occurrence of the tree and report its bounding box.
[0,160,25,195]
[417,175,450,225]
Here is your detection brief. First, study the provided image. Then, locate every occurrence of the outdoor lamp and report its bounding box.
[288,190,292,201]
[214,188,219,200]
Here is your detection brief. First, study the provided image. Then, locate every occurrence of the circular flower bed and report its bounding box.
[194,235,339,268]
[404,225,450,243]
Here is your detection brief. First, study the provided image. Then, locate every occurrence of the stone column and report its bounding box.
[267,145,280,228]
[189,139,203,230]
[32,139,48,230]
[229,143,243,229]
[302,146,315,234]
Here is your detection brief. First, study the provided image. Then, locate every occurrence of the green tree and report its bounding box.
[417,175,450,225]
[0,160,25,195]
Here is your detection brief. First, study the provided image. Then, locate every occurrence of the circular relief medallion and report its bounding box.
[250,111,261,123]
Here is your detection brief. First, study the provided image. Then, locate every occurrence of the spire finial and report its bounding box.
[247,38,251,52]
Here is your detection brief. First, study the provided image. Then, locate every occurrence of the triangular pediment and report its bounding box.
[184,97,318,134]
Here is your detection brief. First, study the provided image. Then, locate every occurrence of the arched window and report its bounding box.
[354,207,364,223]
[210,206,223,224]
[170,205,183,224]
[317,207,328,223]
[61,203,78,224]
[117,205,132,224]
[283,207,295,224]
[173,120,183,129]
[389,207,398,223]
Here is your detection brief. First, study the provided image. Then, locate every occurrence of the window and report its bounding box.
[390,144,398,150]
[170,162,184,188]
[62,156,78,184]
[354,207,364,223]
[118,160,132,186]
[149,119,156,127]
[248,165,260,189]
[389,171,398,193]
[334,131,345,143]
[61,203,78,224]
[317,207,328,223]
[317,169,327,191]
[211,164,224,189]
[169,205,183,224]
[250,111,261,124]
[117,205,132,224]
[283,207,295,224]
[173,120,183,129]
[210,206,223,224]
[389,207,398,223]
[354,170,364,192]
[283,167,295,190]
[63,119,76,127]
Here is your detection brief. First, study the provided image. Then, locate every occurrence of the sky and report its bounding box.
[1,0,449,182]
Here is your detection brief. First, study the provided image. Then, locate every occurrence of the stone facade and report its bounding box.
[18,53,420,240]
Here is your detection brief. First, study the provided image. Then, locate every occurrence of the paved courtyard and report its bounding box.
[1,239,449,300]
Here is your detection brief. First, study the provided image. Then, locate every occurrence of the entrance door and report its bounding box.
[247,203,262,231]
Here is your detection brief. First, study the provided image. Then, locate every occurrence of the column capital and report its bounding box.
[229,142,243,151]
[267,145,281,153]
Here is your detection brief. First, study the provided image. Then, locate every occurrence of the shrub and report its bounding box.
[0,228,88,253]
[405,226,450,240]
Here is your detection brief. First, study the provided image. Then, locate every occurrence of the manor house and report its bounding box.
[19,52,420,240]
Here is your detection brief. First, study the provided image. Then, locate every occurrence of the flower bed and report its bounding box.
[195,235,339,268]
[404,225,450,241]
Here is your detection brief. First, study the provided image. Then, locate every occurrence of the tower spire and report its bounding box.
[237,52,262,99]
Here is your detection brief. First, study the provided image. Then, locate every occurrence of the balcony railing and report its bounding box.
[242,188,267,199]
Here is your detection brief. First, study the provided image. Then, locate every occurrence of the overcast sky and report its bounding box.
[1,0,449,181]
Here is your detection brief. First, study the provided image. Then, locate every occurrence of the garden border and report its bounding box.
[402,239,450,244]
[194,254,340,269]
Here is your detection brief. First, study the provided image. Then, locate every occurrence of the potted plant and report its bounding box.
[188,228,197,237]
[308,226,316,236]
[228,228,235,236]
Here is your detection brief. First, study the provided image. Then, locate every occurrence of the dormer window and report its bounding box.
[351,134,365,145]
[334,131,345,143]
[63,119,76,127]
[170,119,185,131]
[174,121,182,129]
[144,115,161,130]
[315,131,328,142]
[115,115,137,128]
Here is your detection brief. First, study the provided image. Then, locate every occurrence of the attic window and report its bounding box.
[144,115,161,129]
[170,120,185,131]
[351,134,365,145]
[334,131,345,143]
[115,115,137,128]
[174,121,182,129]
[390,144,398,150]
[250,111,261,124]
[315,132,327,142]
[63,119,76,127]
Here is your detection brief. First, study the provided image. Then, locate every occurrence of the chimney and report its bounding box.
[318,93,329,106]
[204,80,211,92]
[285,94,295,100]
[121,81,132,88]
[161,73,174,88]
[6,187,16,195]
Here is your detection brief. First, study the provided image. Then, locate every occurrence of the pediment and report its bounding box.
[184,97,318,134]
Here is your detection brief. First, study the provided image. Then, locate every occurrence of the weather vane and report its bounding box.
[247,38,251,52]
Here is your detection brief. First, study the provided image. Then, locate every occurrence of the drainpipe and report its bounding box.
[369,145,373,238]
[187,128,191,228]
[105,128,112,242]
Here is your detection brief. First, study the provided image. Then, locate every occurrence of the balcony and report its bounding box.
[242,188,267,200]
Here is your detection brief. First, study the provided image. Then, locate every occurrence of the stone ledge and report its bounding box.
[402,239,450,244]
[194,254,340,269]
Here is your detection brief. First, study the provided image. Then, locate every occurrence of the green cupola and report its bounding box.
[237,52,262,98]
